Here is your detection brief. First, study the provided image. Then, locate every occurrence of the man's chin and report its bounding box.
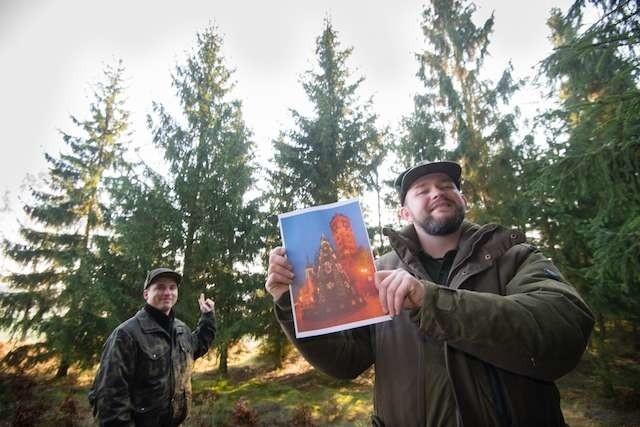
[418,211,464,236]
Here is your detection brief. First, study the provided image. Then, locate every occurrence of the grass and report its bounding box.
[0,338,639,426]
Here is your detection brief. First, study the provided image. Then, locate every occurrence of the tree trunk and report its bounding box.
[633,322,640,351]
[55,360,70,378]
[218,342,228,375]
[593,314,614,396]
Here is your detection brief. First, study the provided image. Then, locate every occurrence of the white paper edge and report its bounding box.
[296,314,392,338]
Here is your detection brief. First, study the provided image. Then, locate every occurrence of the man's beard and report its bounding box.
[416,204,465,236]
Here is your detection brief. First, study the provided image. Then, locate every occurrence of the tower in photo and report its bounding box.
[330,213,377,297]
[330,213,357,259]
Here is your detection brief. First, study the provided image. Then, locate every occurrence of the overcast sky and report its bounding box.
[0,0,574,242]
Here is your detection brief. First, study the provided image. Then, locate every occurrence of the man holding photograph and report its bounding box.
[265,160,594,426]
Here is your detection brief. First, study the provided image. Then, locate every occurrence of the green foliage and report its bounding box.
[399,0,528,226]
[260,18,387,362]
[148,25,261,373]
[0,61,130,374]
[536,0,640,321]
[534,0,640,395]
[272,18,385,207]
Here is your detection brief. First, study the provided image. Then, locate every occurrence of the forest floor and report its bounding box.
[0,340,639,426]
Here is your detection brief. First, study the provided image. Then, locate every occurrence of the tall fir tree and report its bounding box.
[261,19,386,362]
[148,25,260,374]
[86,167,184,364]
[1,62,130,376]
[252,168,299,368]
[399,0,526,226]
[273,18,384,207]
[535,0,640,394]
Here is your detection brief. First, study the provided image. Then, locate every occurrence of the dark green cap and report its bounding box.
[394,160,461,204]
[143,267,182,290]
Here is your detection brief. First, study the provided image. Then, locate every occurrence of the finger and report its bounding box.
[199,293,205,304]
[268,247,290,266]
[377,270,398,315]
[394,276,415,316]
[385,272,401,316]
[265,271,293,291]
[267,262,294,280]
[265,273,291,296]
[374,270,393,289]
[270,246,286,257]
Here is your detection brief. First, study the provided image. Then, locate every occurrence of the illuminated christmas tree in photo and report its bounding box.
[296,234,365,321]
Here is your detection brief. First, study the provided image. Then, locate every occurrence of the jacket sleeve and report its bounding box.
[414,249,594,381]
[89,328,136,427]
[275,291,375,379]
[191,311,216,360]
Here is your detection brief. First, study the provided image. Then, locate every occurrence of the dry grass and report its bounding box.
[0,338,638,426]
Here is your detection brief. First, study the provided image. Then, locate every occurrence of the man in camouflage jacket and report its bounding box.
[265,160,594,426]
[89,268,216,427]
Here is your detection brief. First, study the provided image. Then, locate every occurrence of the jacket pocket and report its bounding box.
[138,342,170,381]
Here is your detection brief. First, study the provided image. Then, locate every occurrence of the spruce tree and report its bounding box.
[399,0,526,225]
[261,18,386,363]
[1,62,130,376]
[535,0,640,394]
[148,25,259,374]
[273,18,384,206]
[87,167,184,358]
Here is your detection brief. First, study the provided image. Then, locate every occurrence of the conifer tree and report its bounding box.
[1,62,129,376]
[261,19,386,360]
[273,18,384,206]
[253,168,298,367]
[86,168,183,360]
[399,0,526,225]
[148,26,259,374]
[535,0,640,394]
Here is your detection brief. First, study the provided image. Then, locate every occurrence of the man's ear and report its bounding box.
[399,205,413,222]
[460,193,469,210]
[143,289,149,299]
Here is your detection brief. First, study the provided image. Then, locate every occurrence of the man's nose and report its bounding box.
[431,189,444,199]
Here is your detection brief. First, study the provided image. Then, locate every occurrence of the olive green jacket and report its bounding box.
[89,309,216,426]
[275,222,594,426]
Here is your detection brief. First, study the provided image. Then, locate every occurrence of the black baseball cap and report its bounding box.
[143,267,182,290]
[395,160,462,204]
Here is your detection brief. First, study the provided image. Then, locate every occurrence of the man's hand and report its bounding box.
[375,269,426,317]
[265,247,294,301]
[198,293,215,314]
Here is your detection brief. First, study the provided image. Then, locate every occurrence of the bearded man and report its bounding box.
[265,160,594,426]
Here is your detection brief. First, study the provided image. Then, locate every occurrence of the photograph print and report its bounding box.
[278,199,391,338]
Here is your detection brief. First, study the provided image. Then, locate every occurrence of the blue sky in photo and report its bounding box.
[279,200,371,290]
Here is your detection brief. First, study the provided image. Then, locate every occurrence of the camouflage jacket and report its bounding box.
[89,308,216,426]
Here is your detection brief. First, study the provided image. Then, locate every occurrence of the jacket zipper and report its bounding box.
[169,327,175,421]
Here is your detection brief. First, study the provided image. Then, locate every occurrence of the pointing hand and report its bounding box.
[198,293,215,314]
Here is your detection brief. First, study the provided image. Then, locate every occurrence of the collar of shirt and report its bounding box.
[418,248,457,286]
[144,304,175,333]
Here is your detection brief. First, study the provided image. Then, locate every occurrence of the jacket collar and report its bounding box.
[135,308,171,336]
[383,221,481,256]
[383,224,428,278]
[383,221,525,284]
